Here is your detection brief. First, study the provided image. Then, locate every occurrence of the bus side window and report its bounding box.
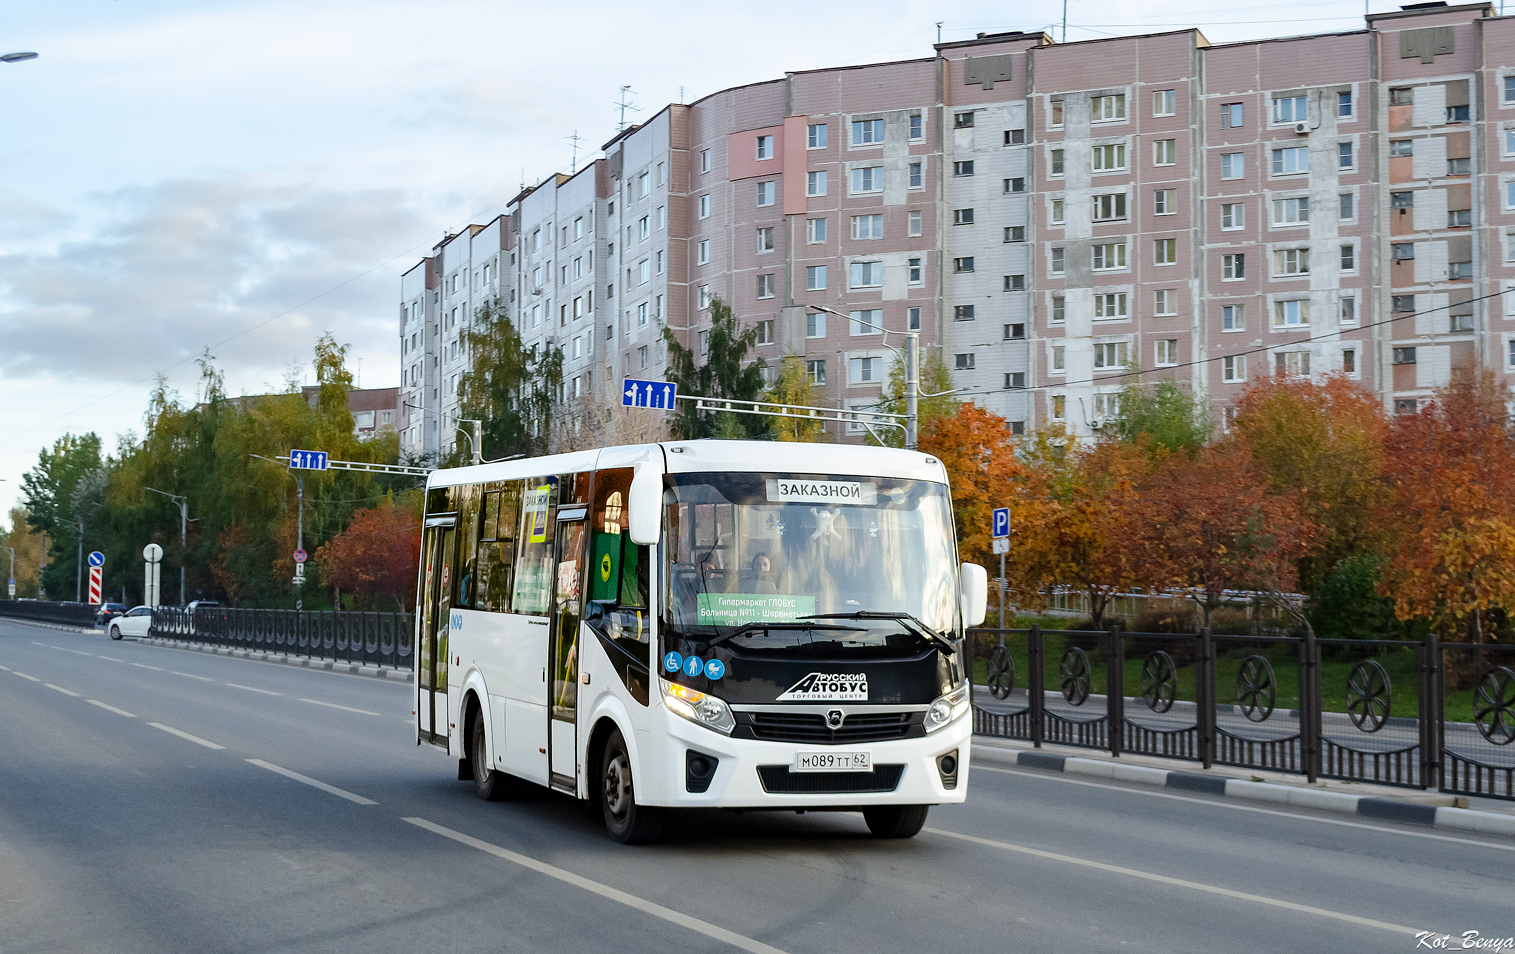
[477,482,522,612]
[453,483,481,608]
[512,476,558,615]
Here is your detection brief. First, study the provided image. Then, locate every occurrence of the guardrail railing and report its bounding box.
[150,606,413,670]
[0,600,99,627]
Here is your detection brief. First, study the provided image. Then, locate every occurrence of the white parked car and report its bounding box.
[108,606,154,640]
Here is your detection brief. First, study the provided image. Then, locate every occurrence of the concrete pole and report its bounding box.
[75,518,83,603]
[179,499,187,607]
[905,333,920,451]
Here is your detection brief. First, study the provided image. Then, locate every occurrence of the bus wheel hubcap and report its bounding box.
[605,755,631,817]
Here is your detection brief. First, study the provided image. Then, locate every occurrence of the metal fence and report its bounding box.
[0,600,99,627]
[151,606,414,670]
[971,626,1515,802]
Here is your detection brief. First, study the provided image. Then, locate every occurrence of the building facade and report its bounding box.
[400,2,1515,460]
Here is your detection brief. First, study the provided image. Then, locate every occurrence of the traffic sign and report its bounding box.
[142,543,163,563]
[88,565,102,605]
[293,548,308,564]
[992,537,1010,555]
[288,449,329,470]
[992,507,1011,539]
[88,550,105,568]
[621,378,677,410]
[7,579,15,599]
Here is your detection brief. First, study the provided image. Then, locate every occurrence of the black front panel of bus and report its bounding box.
[660,641,954,706]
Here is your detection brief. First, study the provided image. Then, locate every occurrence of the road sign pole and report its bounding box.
[999,551,1006,629]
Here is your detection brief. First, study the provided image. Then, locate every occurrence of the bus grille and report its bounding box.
[743,711,916,745]
[756,764,905,794]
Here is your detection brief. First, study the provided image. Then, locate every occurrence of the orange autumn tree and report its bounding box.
[1379,372,1515,642]
[315,495,423,611]
[919,403,1026,569]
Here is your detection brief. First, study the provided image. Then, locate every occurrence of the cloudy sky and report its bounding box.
[0,0,1390,516]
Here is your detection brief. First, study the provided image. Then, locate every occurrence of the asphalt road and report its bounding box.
[2,616,1511,954]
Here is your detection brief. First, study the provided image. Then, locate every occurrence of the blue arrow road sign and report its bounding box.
[992,507,1011,539]
[288,449,329,471]
[621,378,678,410]
[88,551,104,568]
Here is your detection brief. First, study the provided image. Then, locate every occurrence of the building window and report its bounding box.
[1092,94,1126,122]
[700,149,711,173]
[807,123,828,149]
[849,357,882,384]
[908,307,922,331]
[1004,177,1026,194]
[1447,105,1470,123]
[1093,341,1127,370]
[807,265,827,290]
[1450,260,1474,280]
[1005,372,1026,389]
[1338,91,1354,118]
[1050,149,1064,176]
[807,217,827,243]
[757,274,775,299]
[1051,395,1066,420]
[1051,346,1066,372]
[906,162,923,188]
[851,166,883,193]
[1222,202,1244,230]
[1005,129,1025,145]
[1092,143,1126,172]
[1004,322,1025,339]
[1051,295,1066,323]
[807,170,827,196]
[1221,153,1244,179]
[698,285,710,309]
[697,330,710,355]
[851,311,881,336]
[1153,89,1176,116]
[637,302,648,327]
[698,194,710,218]
[1154,238,1177,265]
[1050,198,1065,225]
[1094,292,1128,320]
[1153,190,1173,216]
[1222,355,1246,382]
[1273,299,1310,327]
[1273,196,1309,225]
[1338,141,1354,169]
[1393,295,1416,312]
[1220,103,1243,127]
[852,118,885,144]
[1156,339,1178,366]
[850,261,883,288]
[1274,248,1309,276]
[954,111,975,129]
[908,257,924,283]
[1050,99,1064,127]
[1155,289,1175,315]
[953,256,973,274]
[1272,146,1308,175]
[1339,194,1355,221]
[806,359,825,383]
[908,210,922,236]
[1393,347,1417,365]
[1341,295,1356,324]
[806,312,826,338]
[1005,226,1026,243]
[1094,193,1127,221]
[953,160,975,176]
[954,304,976,321]
[755,135,773,160]
[1343,348,1357,374]
[1004,274,1025,291]
[697,240,710,265]
[756,319,774,345]
[909,113,923,140]
[852,214,884,239]
[1272,95,1307,124]
[1449,208,1472,228]
[1092,242,1127,270]
[756,227,775,252]
[639,173,650,197]
[1154,139,1176,165]
[1340,244,1355,271]
[1275,351,1310,376]
[955,353,976,370]
[1222,253,1245,280]
[1390,140,1412,158]
[952,208,975,226]
[1506,75,1515,104]
[1223,303,1245,331]
[1050,247,1065,273]
[1391,191,1415,209]
[1448,158,1471,176]
[756,181,775,206]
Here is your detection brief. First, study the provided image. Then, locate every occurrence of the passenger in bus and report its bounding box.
[737,552,777,595]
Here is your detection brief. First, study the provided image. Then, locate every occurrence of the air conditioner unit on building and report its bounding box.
[1089,419,1103,430]
[1294,122,1310,135]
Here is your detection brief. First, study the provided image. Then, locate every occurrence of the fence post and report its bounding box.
[1420,633,1441,792]
[1029,624,1044,748]
[1198,626,1215,769]
[1107,623,1125,758]
[1302,629,1321,783]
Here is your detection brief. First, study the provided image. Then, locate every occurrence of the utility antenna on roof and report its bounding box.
[566,130,584,172]
[615,85,641,132]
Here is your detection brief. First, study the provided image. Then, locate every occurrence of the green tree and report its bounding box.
[1308,553,1400,640]
[1109,379,1211,454]
[662,296,767,440]
[459,295,564,461]
[20,432,104,599]
[762,354,827,443]
[871,350,958,448]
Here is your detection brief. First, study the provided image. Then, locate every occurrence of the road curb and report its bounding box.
[136,637,408,681]
[971,741,1515,838]
[1,618,96,635]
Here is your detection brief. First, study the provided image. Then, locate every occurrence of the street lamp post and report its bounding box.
[808,305,921,450]
[144,487,189,606]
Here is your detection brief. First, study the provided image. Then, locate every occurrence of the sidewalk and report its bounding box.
[972,733,1515,839]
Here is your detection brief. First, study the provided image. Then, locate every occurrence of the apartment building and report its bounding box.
[400,1,1515,457]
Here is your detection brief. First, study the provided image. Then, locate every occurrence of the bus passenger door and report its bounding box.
[418,518,456,750]
[548,508,587,786]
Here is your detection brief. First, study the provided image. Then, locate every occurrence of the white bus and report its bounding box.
[413,440,987,842]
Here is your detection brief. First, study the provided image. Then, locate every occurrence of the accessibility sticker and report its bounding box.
[682,655,704,678]
[663,651,683,673]
[704,659,726,680]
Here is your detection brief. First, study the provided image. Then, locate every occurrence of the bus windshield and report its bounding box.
[661,472,958,655]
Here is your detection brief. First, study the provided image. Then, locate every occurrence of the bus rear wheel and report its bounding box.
[469,709,519,801]
[601,729,662,844]
[863,804,930,838]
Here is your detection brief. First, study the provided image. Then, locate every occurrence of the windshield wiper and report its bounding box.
[797,611,956,655]
[704,620,865,649]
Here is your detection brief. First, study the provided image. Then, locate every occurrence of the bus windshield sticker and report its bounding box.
[777,672,868,702]
[526,485,551,542]
[765,479,878,506]
[696,593,816,626]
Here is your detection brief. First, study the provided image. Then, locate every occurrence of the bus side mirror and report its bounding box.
[960,563,988,628]
[627,465,661,546]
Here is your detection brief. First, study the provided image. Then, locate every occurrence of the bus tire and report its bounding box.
[469,708,517,802]
[601,729,662,844]
[109,624,123,641]
[862,804,930,838]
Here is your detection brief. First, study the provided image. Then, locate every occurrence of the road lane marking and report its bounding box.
[148,723,226,750]
[96,656,123,662]
[30,641,46,647]
[226,683,281,696]
[87,700,137,718]
[0,664,10,670]
[925,826,1420,936]
[972,763,1515,853]
[69,649,93,657]
[245,759,377,805]
[131,663,164,671]
[173,671,216,682]
[44,683,80,697]
[13,672,40,682]
[403,817,791,954]
[300,698,379,716]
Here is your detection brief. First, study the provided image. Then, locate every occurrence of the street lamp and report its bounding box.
[1,52,39,63]
[143,487,190,607]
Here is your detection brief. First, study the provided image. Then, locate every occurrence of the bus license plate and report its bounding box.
[793,751,872,773]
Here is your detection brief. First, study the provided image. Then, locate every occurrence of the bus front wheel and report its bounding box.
[863,804,930,838]
[601,729,662,844]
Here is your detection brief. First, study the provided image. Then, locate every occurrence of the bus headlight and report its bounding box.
[661,679,736,735]
[924,681,970,734]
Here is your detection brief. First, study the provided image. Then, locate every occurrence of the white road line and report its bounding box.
[13,672,40,682]
[245,759,378,805]
[172,671,216,682]
[96,656,123,662]
[44,683,80,697]
[69,649,93,657]
[300,698,379,716]
[925,826,1420,936]
[87,700,137,718]
[0,664,10,670]
[130,663,164,671]
[30,641,46,647]
[226,683,281,696]
[972,763,1515,853]
[403,817,791,954]
[148,723,226,750]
